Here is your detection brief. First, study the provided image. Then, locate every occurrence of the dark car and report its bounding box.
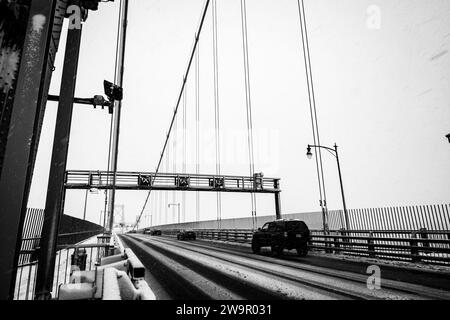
[150,229,162,236]
[144,229,161,235]
[177,229,196,241]
[251,219,310,256]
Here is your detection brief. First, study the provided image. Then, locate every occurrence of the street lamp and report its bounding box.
[168,203,181,224]
[306,146,313,159]
[446,133,450,144]
[306,143,350,230]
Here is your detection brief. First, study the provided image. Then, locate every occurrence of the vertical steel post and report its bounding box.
[107,0,129,233]
[0,0,59,300]
[34,18,82,300]
[274,179,282,220]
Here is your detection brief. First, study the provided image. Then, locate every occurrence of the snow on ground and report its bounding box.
[135,235,344,300]
[143,235,425,300]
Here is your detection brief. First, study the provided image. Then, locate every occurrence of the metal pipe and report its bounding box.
[107,0,129,233]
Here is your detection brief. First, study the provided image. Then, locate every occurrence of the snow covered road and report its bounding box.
[120,234,450,300]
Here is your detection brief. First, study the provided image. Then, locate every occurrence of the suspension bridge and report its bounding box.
[0,0,449,302]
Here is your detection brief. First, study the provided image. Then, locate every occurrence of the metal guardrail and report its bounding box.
[310,229,450,265]
[14,237,114,300]
[158,228,450,266]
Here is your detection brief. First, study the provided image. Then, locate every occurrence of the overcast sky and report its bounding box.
[27,0,450,227]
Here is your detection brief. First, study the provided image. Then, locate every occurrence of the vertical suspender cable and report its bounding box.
[212,0,222,229]
[240,0,257,229]
[165,144,169,224]
[195,44,200,222]
[153,190,156,226]
[296,0,328,230]
[172,112,177,222]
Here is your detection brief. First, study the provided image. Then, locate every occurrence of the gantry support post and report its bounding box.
[34,13,82,300]
[274,179,282,220]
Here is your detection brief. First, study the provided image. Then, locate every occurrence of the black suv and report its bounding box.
[251,219,310,256]
[177,230,196,241]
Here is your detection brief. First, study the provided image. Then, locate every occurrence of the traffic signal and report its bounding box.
[104,80,123,101]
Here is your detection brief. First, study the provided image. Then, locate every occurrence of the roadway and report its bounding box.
[119,233,450,300]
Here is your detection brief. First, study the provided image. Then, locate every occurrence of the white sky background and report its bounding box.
[27,0,450,227]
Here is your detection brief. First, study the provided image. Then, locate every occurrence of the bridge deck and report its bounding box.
[64,170,281,193]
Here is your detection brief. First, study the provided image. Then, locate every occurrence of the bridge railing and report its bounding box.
[160,228,450,266]
[310,229,450,265]
[14,238,114,300]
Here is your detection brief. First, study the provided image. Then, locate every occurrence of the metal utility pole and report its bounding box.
[34,7,83,300]
[0,0,62,300]
[107,0,129,233]
[333,144,349,230]
[307,144,349,230]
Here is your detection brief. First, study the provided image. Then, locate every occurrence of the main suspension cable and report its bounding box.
[134,0,211,230]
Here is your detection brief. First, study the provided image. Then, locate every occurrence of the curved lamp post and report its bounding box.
[307,143,350,230]
[168,203,181,224]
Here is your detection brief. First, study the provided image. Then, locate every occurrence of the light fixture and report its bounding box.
[306,145,313,159]
[89,187,99,194]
